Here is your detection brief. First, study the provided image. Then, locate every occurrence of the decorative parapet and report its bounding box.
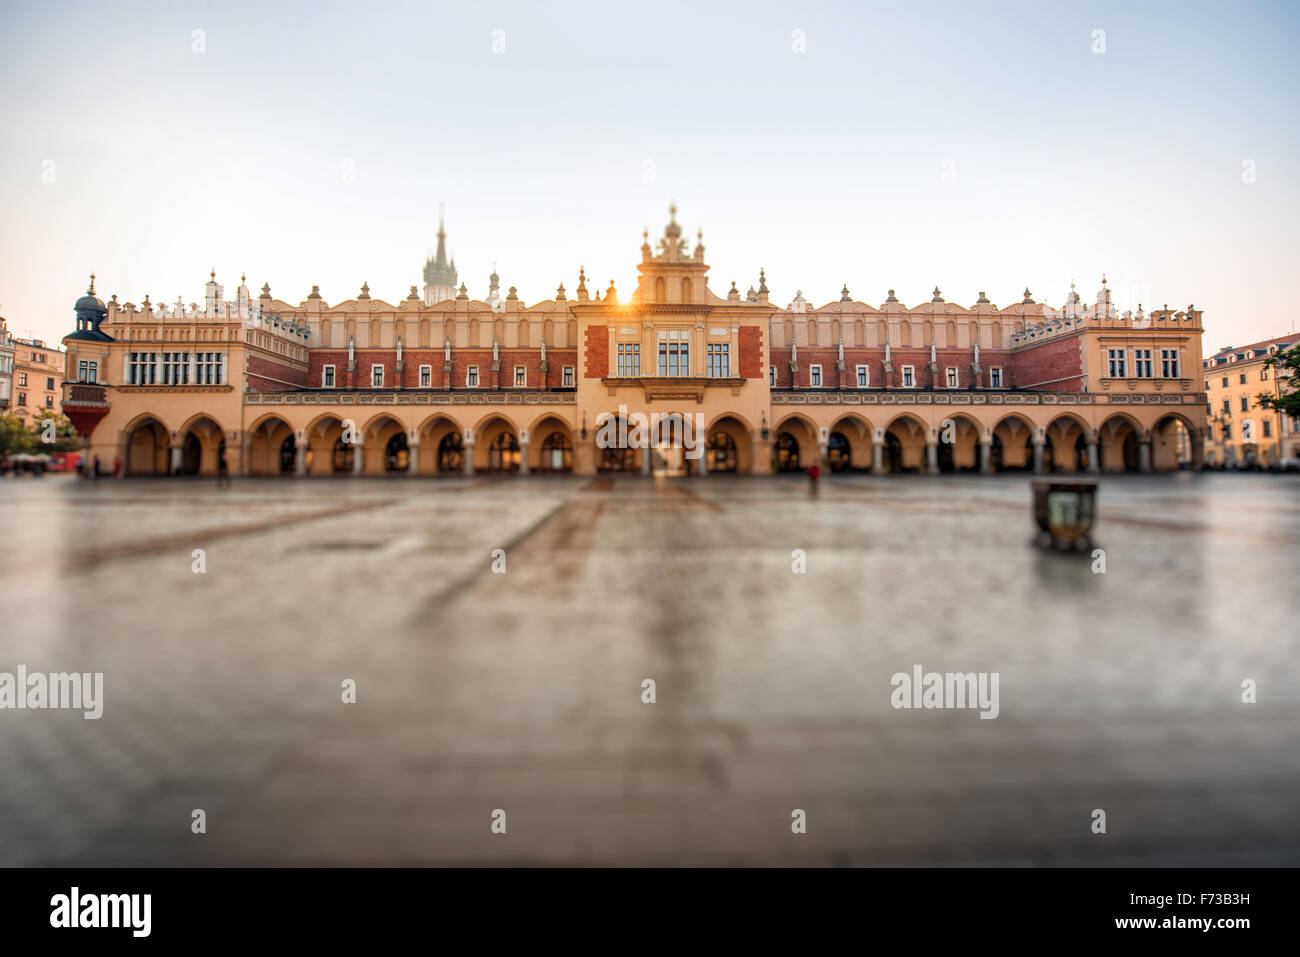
[1009,317,1087,347]
[246,391,578,406]
[771,390,1206,407]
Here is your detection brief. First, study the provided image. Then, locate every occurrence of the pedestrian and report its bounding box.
[217,449,231,488]
[93,456,102,480]
[113,457,121,476]
[808,460,820,497]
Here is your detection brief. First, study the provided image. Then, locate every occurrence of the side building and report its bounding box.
[61,208,1209,477]
[1202,336,1299,467]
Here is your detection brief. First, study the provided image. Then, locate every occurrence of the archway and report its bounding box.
[991,415,1035,472]
[884,414,927,473]
[123,416,169,476]
[489,432,520,472]
[539,430,573,472]
[331,438,351,473]
[1046,415,1089,473]
[385,433,409,472]
[705,415,753,473]
[1099,415,1142,472]
[1152,414,1196,471]
[438,432,465,472]
[828,415,873,471]
[417,415,462,476]
[707,431,738,472]
[248,415,296,476]
[278,435,296,474]
[936,414,981,473]
[176,415,225,476]
[774,432,801,472]
[304,415,350,476]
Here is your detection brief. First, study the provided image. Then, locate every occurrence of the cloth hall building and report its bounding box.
[59,208,1209,478]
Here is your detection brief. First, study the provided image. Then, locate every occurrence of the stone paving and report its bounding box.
[0,471,1297,866]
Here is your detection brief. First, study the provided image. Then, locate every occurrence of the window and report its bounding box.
[1222,376,1228,387]
[1222,422,1231,440]
[901,365,915,388]
[562,366,574,388]
[856,364,868,388]
[45,395,53,408]
[34,353,45,363]
[514,366,527,387]
[1261,368,1269,381]
[1240,396,1249,412]
[809,364,822,387]
[1107,349,1126,377]
[1222,399,1230,415]
[1239,373,1247,384]
[989,367,1003,388]
[322,364,336,388]
[77,360,97,383]
[466,366,479,387]
[1134,349,1152,377]
[945,367,959,388]
[45,377,55,391]
[17,372,26,387]
[617,343,640,377]
[419,364,432,388]
[1160,349,1180,378]
[770,366,777,386]
[1264,419,1272,438]
[161,352,189,385]
[17,392,26,406]
[195,352,223,385]
[657,341,689,376]
[129,351,157,385]
[707,343,730,377]
[370,364,384,388]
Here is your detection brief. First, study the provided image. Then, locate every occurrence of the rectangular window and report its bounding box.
[1107,349,1126,377]
[17,372,26,387]
[370,364,384,388]
[809,364,822,387]
[1263,419,1272,438]
[617,343,641,376]
[161,351,190,385]
[1240,396,1249,412]
[1239,373,1247,384]
[45,395,53,408]
[901,365,915,388]
[657,341,689,376]
[17,392,26,406]
[945,367,959,388]
[707,343,730,377]
[1223,422,1231,440]
[129,351,157,385]
[419,364,432,388]
[1160,349,1180,378]
[1134,349,1152,377]
[1222,399,1230,414]
[1261,368,1269,381]
[195,352,223,385]
[46,377,55,391]
[770,366,777,386]
[77,360,97,383]
[467,366,479,388]
[562,366,574,388]
[514,366,527,387]
[989,367,1003,388]
[1222,376,1228,387]
[322,364,336,388]
[856,364,868,388]
[34,353,44,363]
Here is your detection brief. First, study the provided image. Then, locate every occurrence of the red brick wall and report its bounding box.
[738,326,763,378]
[584,326,608,379]
[1009,334,1083,391]
[767,346,1030,390]
[246,355,308,392]
[305,348,579,390]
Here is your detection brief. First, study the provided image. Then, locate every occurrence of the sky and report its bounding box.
[1,0,1298,351]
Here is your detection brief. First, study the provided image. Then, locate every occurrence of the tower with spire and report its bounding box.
[422,204,459,305]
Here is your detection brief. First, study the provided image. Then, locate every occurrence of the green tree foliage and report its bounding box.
[0,414,37,455]
[1257,345,1300,416]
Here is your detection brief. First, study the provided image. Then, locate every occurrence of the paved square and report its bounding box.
[1,472,1297,865]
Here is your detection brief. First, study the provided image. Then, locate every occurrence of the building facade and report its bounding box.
[61,208,1209,477]
[1202,335,1299,467]
[0,311,14,413]
[7,326,65,421]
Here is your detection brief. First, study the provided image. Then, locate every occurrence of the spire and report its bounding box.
[88,273,96,295]
[436,202,448,266]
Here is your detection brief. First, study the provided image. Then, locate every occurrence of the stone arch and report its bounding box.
[361,413,406,475]
[416,413,463,475]
[829,413,875,471]
[175,414,226,476]
[122,414,170,476]
[247,414,296,476]
[935,412,982,472]
[1152,411,1198,472]
[991,413,1036,472]
[1045,413,1091,473]
[528,413,574,473]
[303,413,350,476]
[594,412,643,472]
[472,414,520,472]
[773,414,819,473]
[705,414,752,473]
[884,412,928,473]
[1098,413,1145,473]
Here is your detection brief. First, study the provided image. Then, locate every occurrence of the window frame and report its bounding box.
[809,363,823,387]
[322,364,336,388]
[901,365,916,388]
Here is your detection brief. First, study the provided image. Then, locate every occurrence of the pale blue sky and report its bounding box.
[2,0,1297,350]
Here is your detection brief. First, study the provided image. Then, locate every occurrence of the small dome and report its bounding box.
[76,274,106,314]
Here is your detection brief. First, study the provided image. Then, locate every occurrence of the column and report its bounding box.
[925,441,939,475]
[694,446,707,476]
[519,435,530,475]
[872,439,884,475]
[170,444,182,475]
[979,439,991,474]
[751,431,774,475]
[352,443,364,475]
[1138,438,1152,473]
[407,436,420,476]
[641,443,652,475]
[1085,433,1100,474]
[463,434,476,476]
[295,436,307,476]
[1032,435,1045,474]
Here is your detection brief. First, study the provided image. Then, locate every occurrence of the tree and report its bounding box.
[34,413,81,452]
[0,414,37,455]
[1257,345,1300,416]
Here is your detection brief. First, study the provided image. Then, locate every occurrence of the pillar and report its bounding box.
[751,431,774,475]
[1032,436,1045,474]
[641,444,652,476]
[1085,433,1100,474]
[872,440,884,475]
[407,440,420,476]
[694,447,707,476]
[979,439,991,474]
[463,435,476,476]
[1138,438,1152,473]
[925,441,939,475]
[295,437,307,476]
[169,444,182,475]
[352,443,364,475]
[519,435,530,475]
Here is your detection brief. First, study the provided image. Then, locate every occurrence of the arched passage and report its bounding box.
[304,414,351,476]
[1152,413,1197,471]
[123,415,169,476]
[362,414,407,475]
[248,415,296,476]
[991,414,1035,472]
[530,415,574,473]
[829,414,874,471]
[884,414,927,473]
[176,415,226,476]
[1099,414,1143,473]
[474,415,521,472]
[936,413,981,473]
[1045,414,1089,473]
[705,415,753,473]
[773,415,818,473]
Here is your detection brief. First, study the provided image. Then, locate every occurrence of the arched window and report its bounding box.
[438,432,464,471]
[385,433,409,471]
[489,431,520,472]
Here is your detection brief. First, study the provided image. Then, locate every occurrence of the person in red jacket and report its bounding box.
[808,460,820,497]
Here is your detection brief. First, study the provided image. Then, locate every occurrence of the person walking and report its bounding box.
[808,460,820,498]
[217,449,231,488]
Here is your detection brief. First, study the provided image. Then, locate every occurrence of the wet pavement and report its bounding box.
[1,471,1298,865]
